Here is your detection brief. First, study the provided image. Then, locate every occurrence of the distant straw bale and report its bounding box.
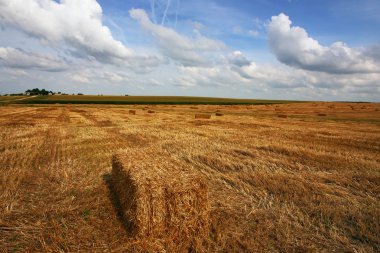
[148,110,155,113]
[195,114,211,119]
[215,112,224,116]
[129,110,136,115]
[277,114,287,118]
[112,148,210,252]
[190,106,198,109]
[317,113,327,116]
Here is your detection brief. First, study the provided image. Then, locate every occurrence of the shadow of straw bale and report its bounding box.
[102,173,134,234]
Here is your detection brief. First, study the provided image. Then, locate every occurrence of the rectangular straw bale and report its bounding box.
[129,110,136,115]
[112,148,209,251]
[148,110,155,113]
[215,112,224,116]
[195,114,211,119]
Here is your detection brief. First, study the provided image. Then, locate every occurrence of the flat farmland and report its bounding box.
[0,102,379,252]
[0,96,27,102]
[17,95,297,105]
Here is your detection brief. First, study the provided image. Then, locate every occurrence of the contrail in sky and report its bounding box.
[161,0,171,26]
[150,0,180,27]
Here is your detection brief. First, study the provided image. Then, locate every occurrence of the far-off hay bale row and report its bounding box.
[112,148,210,252]
[129,109,156,114]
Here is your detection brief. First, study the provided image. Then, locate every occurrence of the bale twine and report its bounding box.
[129,110,136,115]
[195,114,211,119]
[112,148,210,252]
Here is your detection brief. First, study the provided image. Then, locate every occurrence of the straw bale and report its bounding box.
[277,114,287,118]
[112,148,210,252]
[129,110,136,115]
[215,112,224,116]
[148,110,155,113]
[195,114,211,119]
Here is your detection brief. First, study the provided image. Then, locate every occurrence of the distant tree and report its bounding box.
[77,93,84,95]
[25,88,51,95]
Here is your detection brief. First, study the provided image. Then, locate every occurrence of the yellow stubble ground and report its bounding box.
[0,102,379,252]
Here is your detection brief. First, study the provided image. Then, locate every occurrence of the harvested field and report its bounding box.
[0,102,380,252]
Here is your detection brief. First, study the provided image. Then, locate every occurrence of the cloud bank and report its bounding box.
[0,0,133,63]
[267,13,380,74]
[130,8,225,66]
[0,47,67,71]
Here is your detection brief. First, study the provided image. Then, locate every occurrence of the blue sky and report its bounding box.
[0,0,379,101]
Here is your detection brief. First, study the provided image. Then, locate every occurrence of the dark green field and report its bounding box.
[8,95,301,105]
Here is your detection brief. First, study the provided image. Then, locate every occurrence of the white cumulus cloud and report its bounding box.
[0,0,133,63]
[267,13,380,74]
[0,47,67,71]
[130,8,225,66]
